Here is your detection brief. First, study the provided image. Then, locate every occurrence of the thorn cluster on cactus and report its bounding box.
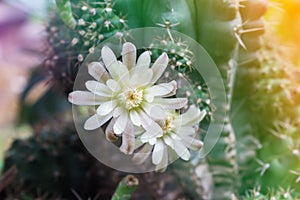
[45,0,127,94]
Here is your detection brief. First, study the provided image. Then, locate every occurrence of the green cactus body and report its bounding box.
[233,0,300,197]
[46,0,126,93]
[188,1,244,199]
[3,127,92,198]
[111,175,138,200]
[232,0,269,195]
[252,45,300,193]
[55,0,77,29]
[115,0,197,43]
[243,187,300,200]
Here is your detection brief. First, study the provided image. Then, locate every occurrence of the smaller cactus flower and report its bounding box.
[68,42,187,155]
[133,105,206,171]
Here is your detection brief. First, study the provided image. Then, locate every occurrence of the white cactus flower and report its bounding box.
[68,42,187,154]
[133,105,207,171]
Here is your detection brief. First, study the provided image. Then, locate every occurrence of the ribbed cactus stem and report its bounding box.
[195,0,242,198]
[55,0,76,29]
[169,159,213,199]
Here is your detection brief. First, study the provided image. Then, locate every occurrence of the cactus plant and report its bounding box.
[1,123,197,199]
[45,0,126,94]
[190,1,242,198]
[7,0,300,199]
[233,0,300,197]
[3,125,86,198]
[232,0,269,195]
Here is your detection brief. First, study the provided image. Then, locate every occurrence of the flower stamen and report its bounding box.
[121,88,144,109]
[161,115,176,134]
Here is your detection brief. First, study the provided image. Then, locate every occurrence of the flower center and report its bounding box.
[122,88,143,110]
[162,116,175,134]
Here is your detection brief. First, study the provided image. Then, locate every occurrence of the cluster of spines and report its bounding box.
[150,36,193,73]
[45,0,126,93]
[74,1,126,52]
[243,187,300,200]
[149,34,212,118]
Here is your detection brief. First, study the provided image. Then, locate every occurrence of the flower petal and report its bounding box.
[168,148,179,162]
[172,140,190,161]
[136,51,151,71]
[145,80,177,97]
[113,111,128,135]
[155,146,168,172]
[199,110,207,120]
[101,46,128,80]
[162,80,177,97]
[131,68,153,87]
[143,103,165,120]
[117,61,130,83]
[152,140,165,165]
[84,113,112,130]
[130,109,142,126]
[154,98,188,110]
[176,126,196,136]
[113,106,123,118]
[132,143,152,165]
[105,119,118,142]
[68,91,106,105]
[122,42,136,71]
[106,79,121,92]
[163,135,174,149]
[144,93,154,103]
[181,106,207,126]
[120,121,135,155]
[134,126,145,136]
[87,62,110,82]
[170,132,181,140]
[141,131,157,145]
[181,136,203,151]
[85,80,112,97]
[101,46,117,72]
[138,111,163,143]
[151,52,169,84]
[97,100,117,116]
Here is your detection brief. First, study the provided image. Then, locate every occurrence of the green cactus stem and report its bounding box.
[46,0,127,93]
[111,175,138,200]
[55,0,76,29]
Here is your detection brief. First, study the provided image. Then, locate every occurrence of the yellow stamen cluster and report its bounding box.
[162,115,176,134]
[122,88,143,110]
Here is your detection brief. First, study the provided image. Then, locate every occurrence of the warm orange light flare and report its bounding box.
[266,0,300,64]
